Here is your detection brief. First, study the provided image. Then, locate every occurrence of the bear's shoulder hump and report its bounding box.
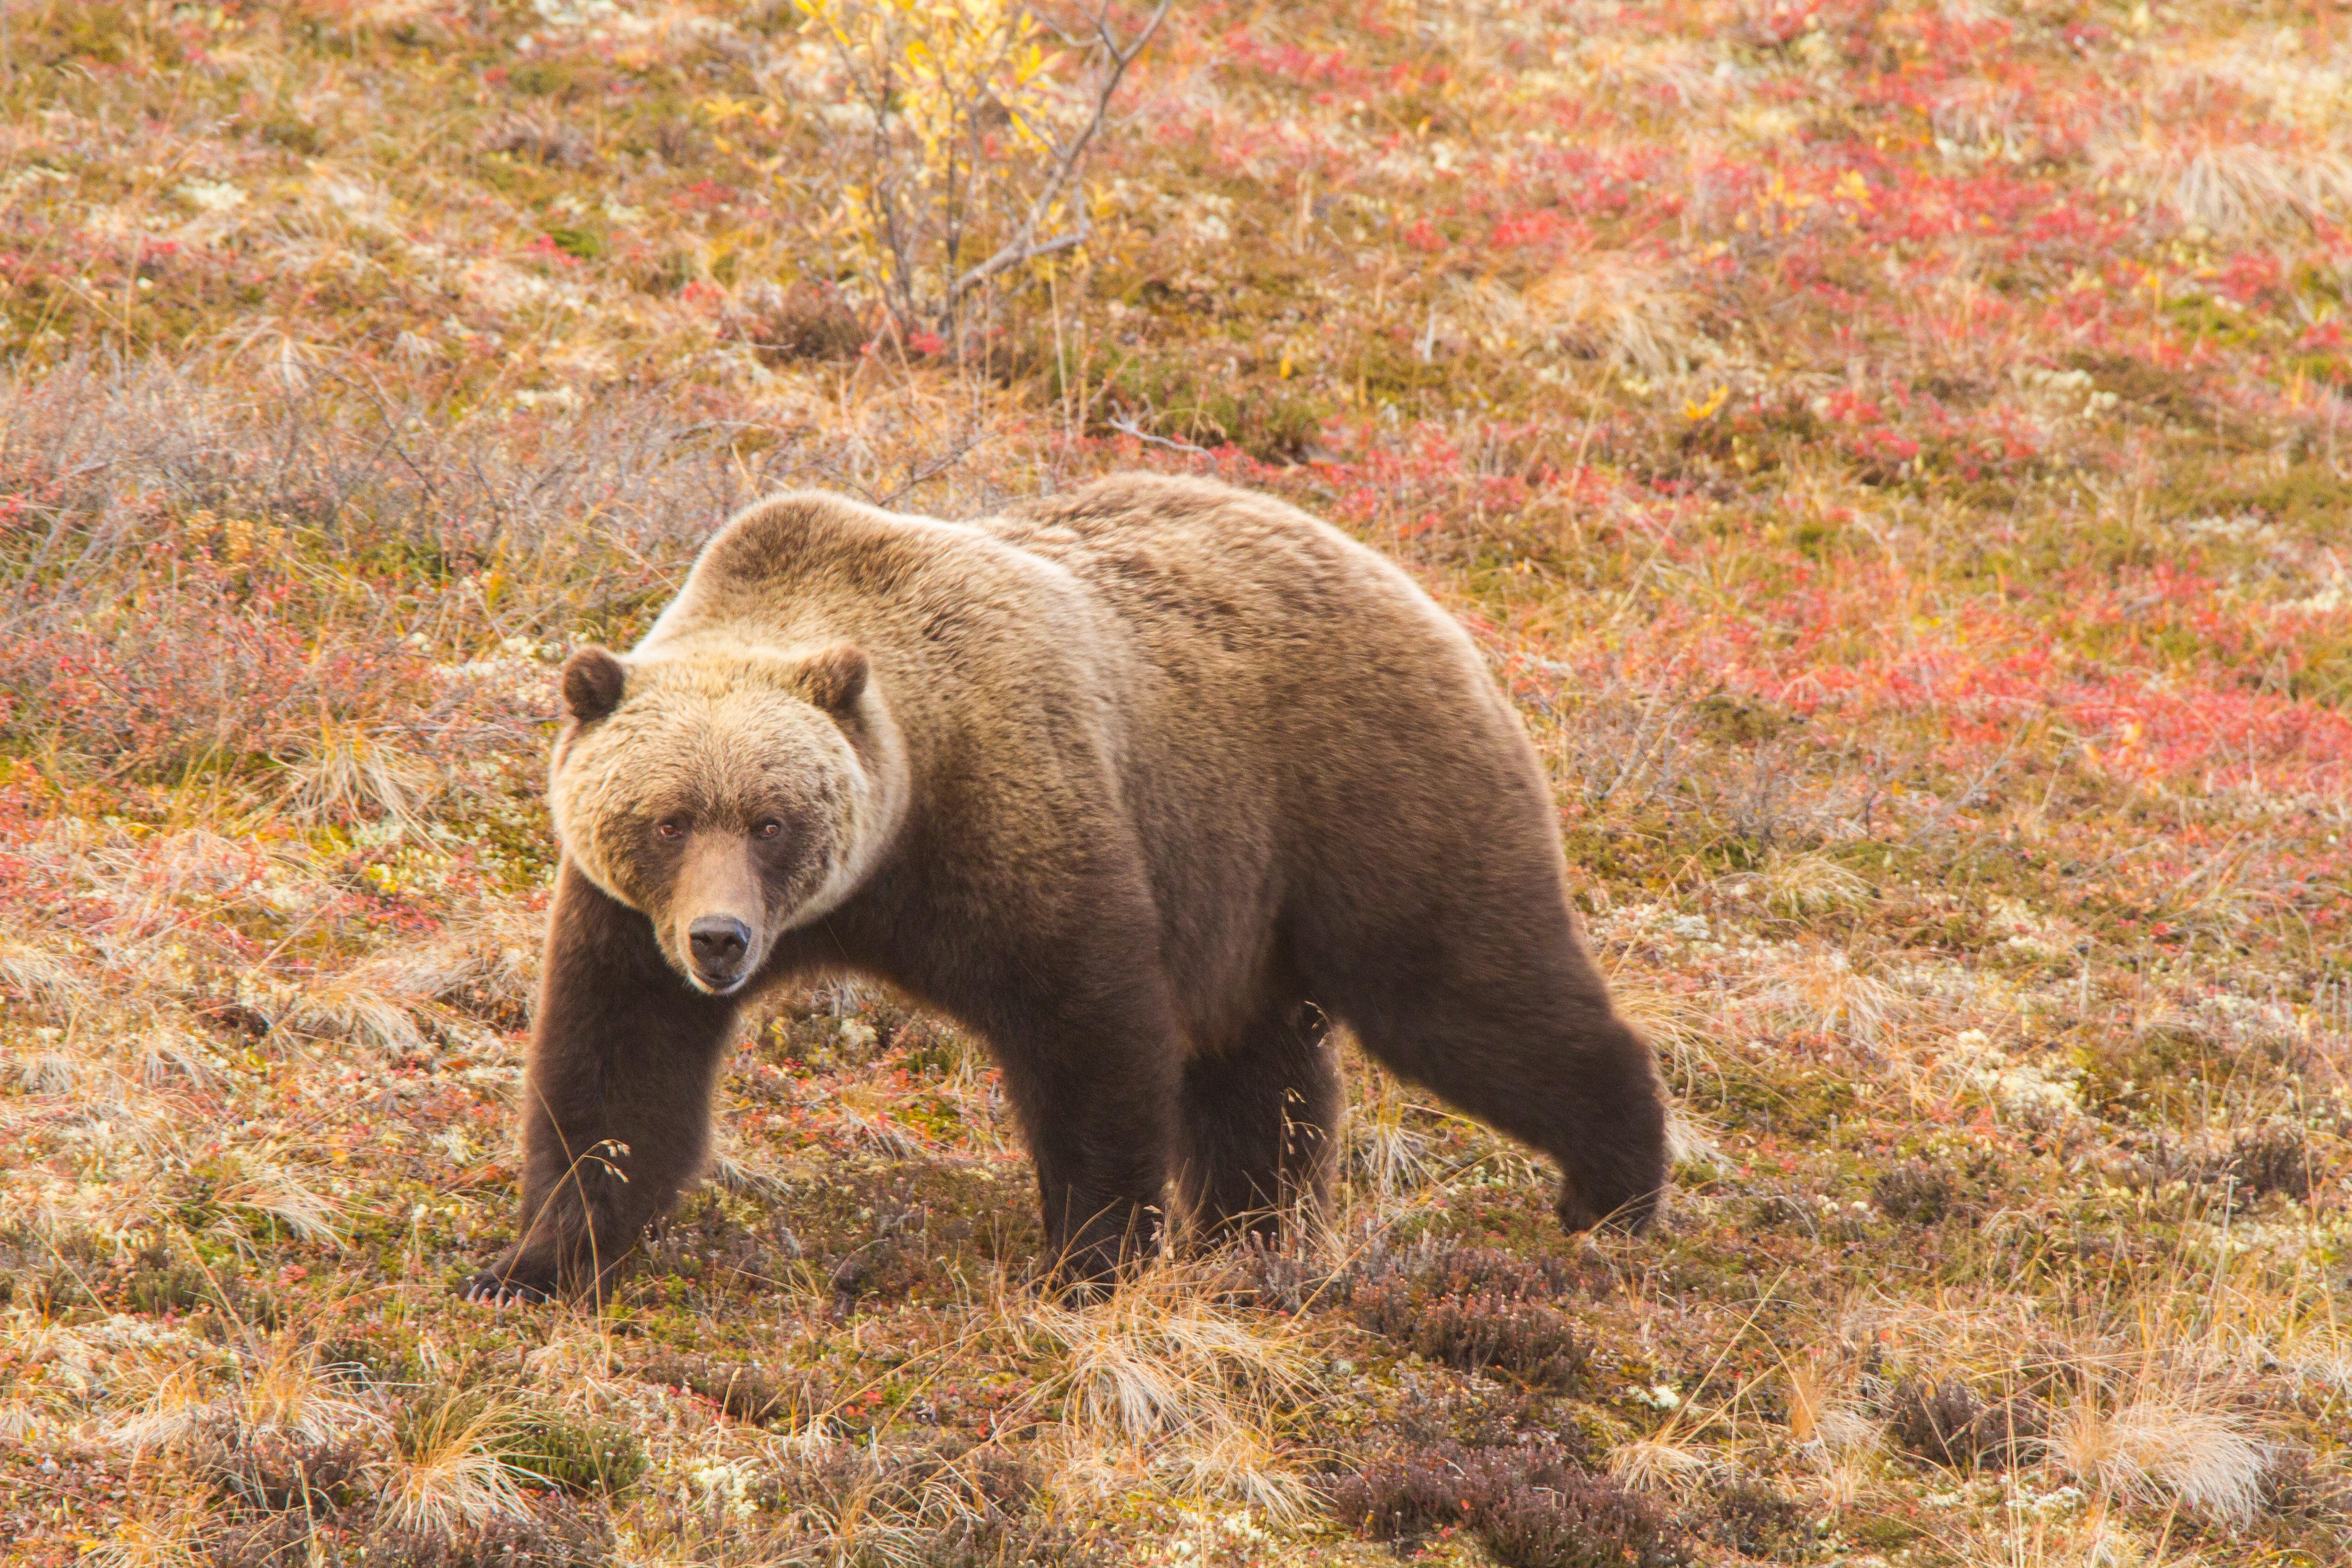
[694,490,950,591]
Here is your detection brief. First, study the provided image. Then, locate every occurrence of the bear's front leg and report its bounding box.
[462,860,740,1306]
[969,962,1182,1297]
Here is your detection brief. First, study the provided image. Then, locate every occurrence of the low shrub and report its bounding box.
[198,1427,369,1514]
[1872,1161,1956,1225]
[505,1414,648,1497]
[1885,1377,2047,1470]
[1350,1245,1592,1388]
[1328,1438,1688,1567]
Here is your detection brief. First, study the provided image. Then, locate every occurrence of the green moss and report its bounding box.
[258,114,324,156]
[548,225,605,260]
[1690,691,1794,746]
[2152,459,2352,532]
[1848,1514,1926,1550]
[508,60,589,100]
[23,3,183,69]
[507,1413,649,1496]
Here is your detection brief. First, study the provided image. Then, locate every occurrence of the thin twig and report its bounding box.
[1106,413,1210,454]
[949,0,1172,308]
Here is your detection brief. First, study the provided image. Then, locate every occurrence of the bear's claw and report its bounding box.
[459,1268,555,1308]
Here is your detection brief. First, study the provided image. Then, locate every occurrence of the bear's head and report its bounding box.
[547,642,907,995]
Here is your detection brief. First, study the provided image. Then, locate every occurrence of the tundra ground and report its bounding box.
[3,2,2350,1564]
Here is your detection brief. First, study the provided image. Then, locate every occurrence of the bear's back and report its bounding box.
[995,474,1548,897]
[984,474,1474,686]
[985,474,1514,740]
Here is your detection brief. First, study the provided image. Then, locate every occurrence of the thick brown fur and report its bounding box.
[463,474,1668,1303]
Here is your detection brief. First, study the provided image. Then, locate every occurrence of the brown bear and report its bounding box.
[462,473,1667,1304]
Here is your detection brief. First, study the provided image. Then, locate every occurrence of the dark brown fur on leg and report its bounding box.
[1175,998,1338,1249]
[987,1007,1177,1294]
[1305,865,1668,1237]
[951,964,1178,1292]
[1350,990,1666,1234]
[461,862,740,1305]
[848,832,1187,1297]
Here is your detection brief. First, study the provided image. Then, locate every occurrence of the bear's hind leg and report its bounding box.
[1326,931,1668,1235]
[1174,998,1338,1250]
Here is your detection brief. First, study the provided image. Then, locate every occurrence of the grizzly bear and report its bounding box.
[462,474,1667,1304]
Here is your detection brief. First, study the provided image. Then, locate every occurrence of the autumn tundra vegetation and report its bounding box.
[1,0,2349,1564]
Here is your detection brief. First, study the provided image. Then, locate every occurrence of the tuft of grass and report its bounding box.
[375,1390,541,1541]
[1756,949,1909,1052]
[209,1149,352,1247]
[2053,1399,2271,1523]
[277,720,441,835]
[0,938,89,1021]
[225,1328,387,1452]
[1758,851,1872,917]
[1015,1259,1315,1516]
[79,1503,208,1568]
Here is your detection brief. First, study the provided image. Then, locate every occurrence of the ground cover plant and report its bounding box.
[3,0,2350,1563]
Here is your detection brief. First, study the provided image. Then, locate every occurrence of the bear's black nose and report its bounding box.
[689,916,753,979]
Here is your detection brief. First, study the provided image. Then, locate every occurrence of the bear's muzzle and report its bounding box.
[687,913,756,991]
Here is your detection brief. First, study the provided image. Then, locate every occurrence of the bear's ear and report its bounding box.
[561,646,627,723]
[794,643,868,713]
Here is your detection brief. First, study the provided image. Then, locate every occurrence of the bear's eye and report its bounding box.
[655,818,686,840]
[754,819,784,841]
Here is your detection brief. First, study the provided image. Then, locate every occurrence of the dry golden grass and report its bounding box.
[373,1390,539,1540]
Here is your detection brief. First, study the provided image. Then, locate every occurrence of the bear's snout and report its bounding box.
[687,914,755,989]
